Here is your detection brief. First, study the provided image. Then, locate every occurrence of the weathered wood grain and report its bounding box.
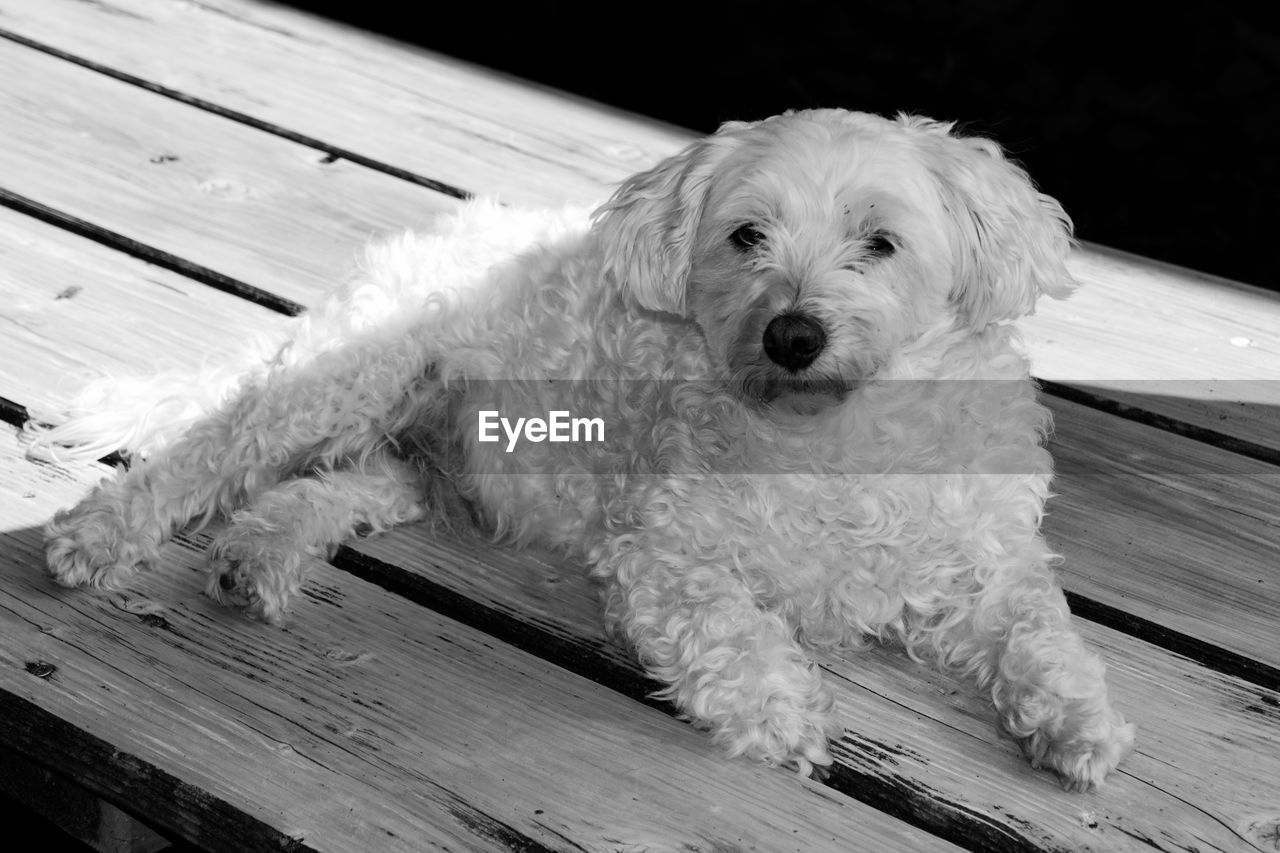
[344,521,1280,853]
[1047,396,1280,672]
[2,0,1277,451]
[0,0,690,206]
[0,205,289,417]
[1,431,953,853]
[0,40,457,308]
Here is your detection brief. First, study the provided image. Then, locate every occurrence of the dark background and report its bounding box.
[285,0,1278,291]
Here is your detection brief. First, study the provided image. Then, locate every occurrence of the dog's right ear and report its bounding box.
[593,128,744,316]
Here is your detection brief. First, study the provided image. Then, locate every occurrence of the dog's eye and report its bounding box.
[865,231,896,257]
[729,224,766,251]
[865,231,896,258]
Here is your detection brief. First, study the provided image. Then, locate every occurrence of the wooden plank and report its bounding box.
[0,431,953,853]
[1047,396,1280,671]
[1027,244,1280,456]
[0,205,288,418]
[347,522,1280,853]
[1033,244,1280,381]
[0,0,690,207]
[4,210,1276,694]
[822,615,1280,853]
[0,39,456,308]
[3,0,1279,452]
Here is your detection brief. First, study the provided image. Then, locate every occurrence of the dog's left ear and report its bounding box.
[900,115,1078,328]
[592,125,747,316]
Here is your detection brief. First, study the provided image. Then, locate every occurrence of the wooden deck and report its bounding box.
[1,2,1278,851]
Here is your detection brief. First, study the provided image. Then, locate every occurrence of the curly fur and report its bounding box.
[39,109,1134,789]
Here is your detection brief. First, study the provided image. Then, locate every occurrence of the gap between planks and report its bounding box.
[0,40,460,308]
[0,27,472,203]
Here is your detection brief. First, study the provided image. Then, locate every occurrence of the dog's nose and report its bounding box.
[762,314,826,371]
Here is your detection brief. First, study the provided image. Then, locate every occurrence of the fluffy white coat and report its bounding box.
[41,109,1135,789]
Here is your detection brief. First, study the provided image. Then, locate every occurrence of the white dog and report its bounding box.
[41,109,1135,789]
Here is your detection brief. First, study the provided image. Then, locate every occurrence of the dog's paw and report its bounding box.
[710,678,843,777]
[205,525,302,625]
[1021,706,1136,792]
[45,495,156,589]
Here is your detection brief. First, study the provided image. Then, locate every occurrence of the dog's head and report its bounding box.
[593,109,1075,409]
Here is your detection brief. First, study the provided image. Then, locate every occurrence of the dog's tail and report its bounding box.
[23,368,249,464]
[23,348,280,465]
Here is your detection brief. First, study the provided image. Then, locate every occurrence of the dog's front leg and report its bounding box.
[593,531,842,775]
[910,551,1136,791]
[985,567,1136,791]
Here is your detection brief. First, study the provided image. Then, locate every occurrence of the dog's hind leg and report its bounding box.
[45,323,442,591]
[205,453,425,624]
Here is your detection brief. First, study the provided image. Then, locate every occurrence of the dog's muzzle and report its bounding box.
[763,313,826,371]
